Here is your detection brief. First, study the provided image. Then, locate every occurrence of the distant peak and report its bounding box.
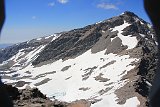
[121,11,138,17]
[123,11,135,14]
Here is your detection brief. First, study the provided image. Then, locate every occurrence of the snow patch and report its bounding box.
[147,23,152,28]
[96,21,103,24]
[45,35,54,39]
[91,96,140,107]
[111,21,138,49]
[139,34,146,38]
[6,45,47,71]
[146,80,152,87]
[102,30,105,33]
[36,37,42,41]
[151,34,154,39]
[52,34,60,42]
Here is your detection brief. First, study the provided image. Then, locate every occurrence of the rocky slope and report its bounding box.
[0,11,158,107]
[3,84,90,107]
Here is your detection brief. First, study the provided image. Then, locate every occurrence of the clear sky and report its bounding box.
[0,0,151,44]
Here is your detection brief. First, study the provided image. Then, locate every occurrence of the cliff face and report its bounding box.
[0,11,158,107]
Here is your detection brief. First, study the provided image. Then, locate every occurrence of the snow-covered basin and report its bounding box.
[2,49,140,107]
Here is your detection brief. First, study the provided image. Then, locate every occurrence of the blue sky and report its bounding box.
[0,0,150,44]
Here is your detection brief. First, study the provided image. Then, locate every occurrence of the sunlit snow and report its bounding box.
[111,21,138,49]
[2,49,140,107]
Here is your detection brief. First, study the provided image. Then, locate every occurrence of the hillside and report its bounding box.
[0,11,158,107]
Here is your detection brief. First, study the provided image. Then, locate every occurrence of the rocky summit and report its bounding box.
[0,11,158,107]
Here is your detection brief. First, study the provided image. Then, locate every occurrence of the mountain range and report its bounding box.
[0,11,158,107]
[0,43,13,49]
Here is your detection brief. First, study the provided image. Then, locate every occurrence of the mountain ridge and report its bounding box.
[32,11,155,66]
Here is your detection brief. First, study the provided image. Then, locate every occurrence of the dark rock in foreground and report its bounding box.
[3,84,67,107]
[4,84,91,107]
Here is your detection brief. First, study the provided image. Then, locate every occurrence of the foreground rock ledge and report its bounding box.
[3,84,91,107]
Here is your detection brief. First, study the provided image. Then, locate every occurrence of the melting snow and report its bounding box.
[52,34,60,42]
[45,35,54,39]
[134,17,144,25]
[139,34,146,38]
[92,96,140,107]
[2,45,47,72]
[147,23,152,28]
[3,49,140,107]
[111,21,138,49]
[0,26,141,106]
[36,37,42,41]
[96,21,103,24]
